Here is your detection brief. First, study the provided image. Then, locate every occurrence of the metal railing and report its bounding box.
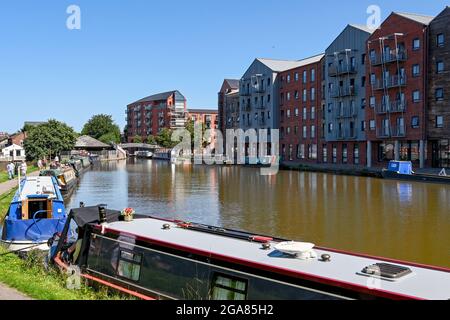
[370,50,408,66]
[374,75,407,90]
[328,65,357,77]
[330,86,357,98]
[376,101,407,114]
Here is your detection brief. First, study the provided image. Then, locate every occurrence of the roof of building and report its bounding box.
[188,109,218,114]
[75,135,111,149]
[394,12,435,25]
[224,79,240,89]
[24,121,47,127]
[257,53,325,72]
[130,90,185,105]
[348,23,375,34]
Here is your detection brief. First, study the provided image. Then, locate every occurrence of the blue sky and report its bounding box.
[0,0,448,133]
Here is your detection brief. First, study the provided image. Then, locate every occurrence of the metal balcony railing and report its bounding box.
[391,125,406,138]
[370,50,408,66]
[328,65,357,77]
[376,101,407,114]
[374,75,407,91]
[330,86,357,98]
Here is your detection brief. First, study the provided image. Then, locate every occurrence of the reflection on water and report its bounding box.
[66,159,450,268]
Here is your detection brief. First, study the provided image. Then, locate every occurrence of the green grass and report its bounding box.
[0,248,129,300]
[0,189,131,300]
[0,166,39,184]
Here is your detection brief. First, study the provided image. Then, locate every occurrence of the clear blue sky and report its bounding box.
[0,0,447,133]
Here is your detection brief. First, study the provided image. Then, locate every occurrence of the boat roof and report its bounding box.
[100,217,450,300]
[17,176,59,201]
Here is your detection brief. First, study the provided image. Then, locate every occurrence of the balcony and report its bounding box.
[335,107,358,119]
[241,90,251,97]
[330,86,357,98]
[256,104,267,110]
[374,75,407,91]
[242,103,252,112]
[376,101,407,114]
[376,127,391,139]
[328,65,357,77]
[254,85,266,94]
[370,51,408,66]
[391,125,406,138]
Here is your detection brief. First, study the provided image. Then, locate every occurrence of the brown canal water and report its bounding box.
[65,159,450,268]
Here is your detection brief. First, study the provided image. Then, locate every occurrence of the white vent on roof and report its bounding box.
[275,242,317,260]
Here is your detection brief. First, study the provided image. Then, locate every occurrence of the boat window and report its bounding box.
[211,273,248,300]
[117,250,142,282]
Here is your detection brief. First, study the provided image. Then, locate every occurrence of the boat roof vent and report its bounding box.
[362,263,412,280]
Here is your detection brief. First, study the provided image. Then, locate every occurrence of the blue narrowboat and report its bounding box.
[382,161,450,185]
[0,176,67,252]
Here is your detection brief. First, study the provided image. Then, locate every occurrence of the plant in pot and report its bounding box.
[121,207,135,222]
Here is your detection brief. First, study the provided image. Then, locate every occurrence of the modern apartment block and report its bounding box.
[126,90,187,142]
[218,79,240,135]
[187,109,219,130]
[366,12,434,168]
[279,54,324,163]
[324,24,373,166]
[427,7,450,168]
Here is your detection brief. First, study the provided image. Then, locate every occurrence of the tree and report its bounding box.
[24,119,78,160]
[145,135,156,145]
[132,135,143,143]
[155,129,179,148]
[81,114,121,143]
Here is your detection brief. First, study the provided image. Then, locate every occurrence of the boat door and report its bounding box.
[22,196,53,220]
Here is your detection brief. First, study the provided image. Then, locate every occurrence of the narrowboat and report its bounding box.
[1,177,67,252]
[40,166,78,195]
[381,161,450,185]
[135,151,153,159]
[50,205,450,300]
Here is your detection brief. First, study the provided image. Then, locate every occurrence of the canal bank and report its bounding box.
[65,159,450,269]
[280,162,383,178]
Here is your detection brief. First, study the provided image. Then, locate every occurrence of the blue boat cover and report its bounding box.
[3,218,66,242]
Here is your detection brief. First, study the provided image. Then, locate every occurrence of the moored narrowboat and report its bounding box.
[1,177,67,252]
[40,166,78,195]
[50,206,450,300]
[381,161,450,185]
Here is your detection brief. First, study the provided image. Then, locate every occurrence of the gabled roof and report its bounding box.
[394,12,434,25]
[257,53,324,72]
[224,79,239,89]
[348,24,375,34]
[130,90,185,105]
[75,135,110,149]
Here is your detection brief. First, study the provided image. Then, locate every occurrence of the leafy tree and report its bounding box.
[155,129,179,148]
[81,114,121,143]
[132,135,143,143]
[145,135,156,145]
[24,120,78,161]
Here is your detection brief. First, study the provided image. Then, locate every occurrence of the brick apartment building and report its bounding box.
[187,109,219,130]
[126,90,187,143]
[427,7,450,168]
[279,54,324,163]
[366,12,434,168]
[218,79,240,134]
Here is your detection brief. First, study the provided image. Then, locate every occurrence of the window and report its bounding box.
[303,126,307,138]
[294,90,299,100]
[413,38,420,50]
[295,108,299,117]
[303,71,307,83]
[411,116,420,129]
[297,144,305,159]
[303,107,307,120]
[309,144,317,160]
[303,89,307,102]
[413,90,420,102]
[295,72,299,81]
[332,146,337,164]
[436,88,444,101]
[436,116,444,128]
[211,273,247,300]
[328,103,333,113]
[437,61,444,74]
[354,144,360,165]
[311,126,316,138]
[287,92,291,101]
[267,94,271,103]
[437,33,444,47]
[370,73,376,85]
[311,88,316,101]
[328,123,333,133]
[117,250,142,282]
[361,121,366,132]
[342,144,348,164]
[287,127,291,134]
[370,96,376,108]
[311,69,316,82]
[287,109,291,118]
[361,54,366,65]
[294,126,298,134]
[361,76,366,87]
[369,120,376,131]
[287,74,291,83]
[322,145,328,163]
[361,98,366,109]
[412,64,420,77]
[311,107,316,120]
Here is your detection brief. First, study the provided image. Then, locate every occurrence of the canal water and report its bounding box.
[66,159,450,268]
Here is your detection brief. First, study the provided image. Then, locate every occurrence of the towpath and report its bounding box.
[0,171,39,195]
[0,283,32,300]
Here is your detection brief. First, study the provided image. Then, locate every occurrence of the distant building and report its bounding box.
[427,7,450,168]
[126,90,187,143]
[75,135,112,151]
[279,54,325,163]
[324,24,373,166]
[187,109,219,130]
[0,144,26,161]
[8,132,26,147]
[218,79,240,133]
[366,12,434,168]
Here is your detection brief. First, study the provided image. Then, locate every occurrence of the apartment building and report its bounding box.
[126,90,187,142]
[324,24,373,166]
[218,79,240,134]
[366,12,434,168]
[279,54,325,163]
[187,109,219,130]
[427,7,450,168]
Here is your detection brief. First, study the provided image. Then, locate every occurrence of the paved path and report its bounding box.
[0,171,39,195]
[0,283,32,300]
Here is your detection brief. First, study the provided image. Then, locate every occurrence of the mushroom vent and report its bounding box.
[362,263,412,279]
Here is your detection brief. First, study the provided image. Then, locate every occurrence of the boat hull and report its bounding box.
[381,170,450,185]
[0,240,49,252]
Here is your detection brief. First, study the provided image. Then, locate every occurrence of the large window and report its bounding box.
[117,250,142,282]
[412,64,420,77]
[411,116,420,129]
[436,88,444,101]
[342,144,348,164]
[412,38,420,50]
[437,61,444,74]
[211,273,248,300]
[436,116,444,128]
[437,33,445,47]
[354,144,360,165]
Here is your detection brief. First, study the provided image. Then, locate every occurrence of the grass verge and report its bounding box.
[0,166,39,184]
[0,189,130,300]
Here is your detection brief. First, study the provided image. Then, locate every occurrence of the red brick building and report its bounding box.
[126,91,187,143]
[187,109,219,130]
[279,54,325,163]
[366,12,434,168]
